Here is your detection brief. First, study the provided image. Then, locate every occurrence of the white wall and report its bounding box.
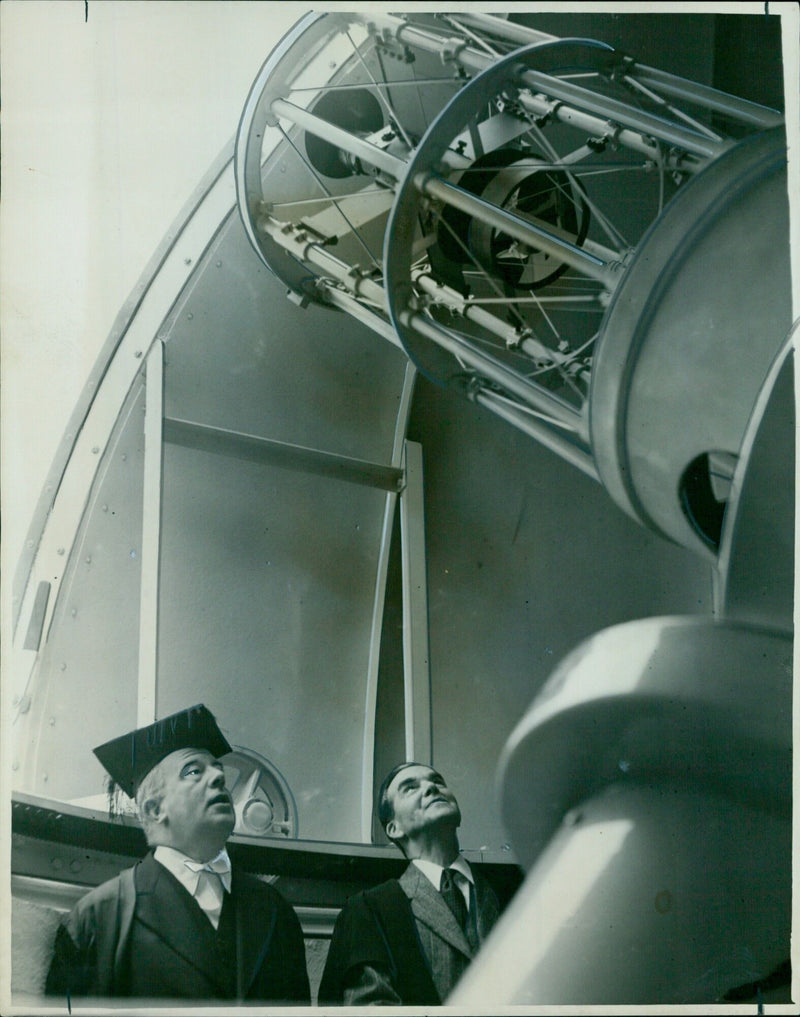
[1,0,303,572]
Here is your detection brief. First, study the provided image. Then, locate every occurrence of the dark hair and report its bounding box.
[377,761,427,833]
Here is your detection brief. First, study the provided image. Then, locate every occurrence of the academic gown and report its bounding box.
[45,851,310,1004]
[319,862,500,1005]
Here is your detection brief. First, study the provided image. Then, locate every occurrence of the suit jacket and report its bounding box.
[319,861,500,1005]
[45,851,310,1004]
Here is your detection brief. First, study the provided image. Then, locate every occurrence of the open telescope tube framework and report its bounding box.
[235,11,787,555]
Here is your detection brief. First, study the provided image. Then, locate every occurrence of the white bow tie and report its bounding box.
[184,848,232,880]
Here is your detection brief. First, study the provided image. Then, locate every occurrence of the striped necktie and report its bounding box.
[440,867,468,931]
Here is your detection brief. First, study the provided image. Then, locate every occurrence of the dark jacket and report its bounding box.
[45,851,310,1004]
[319,862,499,1005]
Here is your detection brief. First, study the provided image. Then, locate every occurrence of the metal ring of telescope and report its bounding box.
[382,35,730,460]
[235,11,496,309]
[235,11,341,300]
[384,38,623,394]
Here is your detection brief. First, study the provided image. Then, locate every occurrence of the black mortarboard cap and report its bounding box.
[93,704,232,798]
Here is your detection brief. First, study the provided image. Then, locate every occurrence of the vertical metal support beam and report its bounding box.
[400,439,432,764]
[359,489,399,841]
[360,364,417,841]
[137,342,164,727]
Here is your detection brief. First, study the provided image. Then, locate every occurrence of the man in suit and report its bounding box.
[319,761,500,1005]
[45,704,310,1004]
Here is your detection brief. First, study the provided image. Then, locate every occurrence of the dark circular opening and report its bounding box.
[679,452,730,551]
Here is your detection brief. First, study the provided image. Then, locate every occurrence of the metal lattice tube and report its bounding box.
[413,271,587,371]
[474,387,598,480]
[457,13,783,130]
[256,215,388,304]
[398,308,586,436]
[237,13,788,559]
[516,68,728,159]
[269,98,408,180]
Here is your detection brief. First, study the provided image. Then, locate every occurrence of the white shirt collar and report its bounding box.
[412,854,474,892]
[154,845,232,895]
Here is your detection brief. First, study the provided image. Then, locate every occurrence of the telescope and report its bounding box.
[236,10,790,556]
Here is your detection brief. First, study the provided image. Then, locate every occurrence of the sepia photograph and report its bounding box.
[2,2,797,1012]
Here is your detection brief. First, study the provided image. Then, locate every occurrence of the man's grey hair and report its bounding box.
[135,758,168,844]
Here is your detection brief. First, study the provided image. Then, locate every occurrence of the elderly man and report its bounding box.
[45,704,310,1004]
[319,761,500,1005]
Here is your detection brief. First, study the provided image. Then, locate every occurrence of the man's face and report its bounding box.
[153,748,235,859]
[385,764,461,842]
